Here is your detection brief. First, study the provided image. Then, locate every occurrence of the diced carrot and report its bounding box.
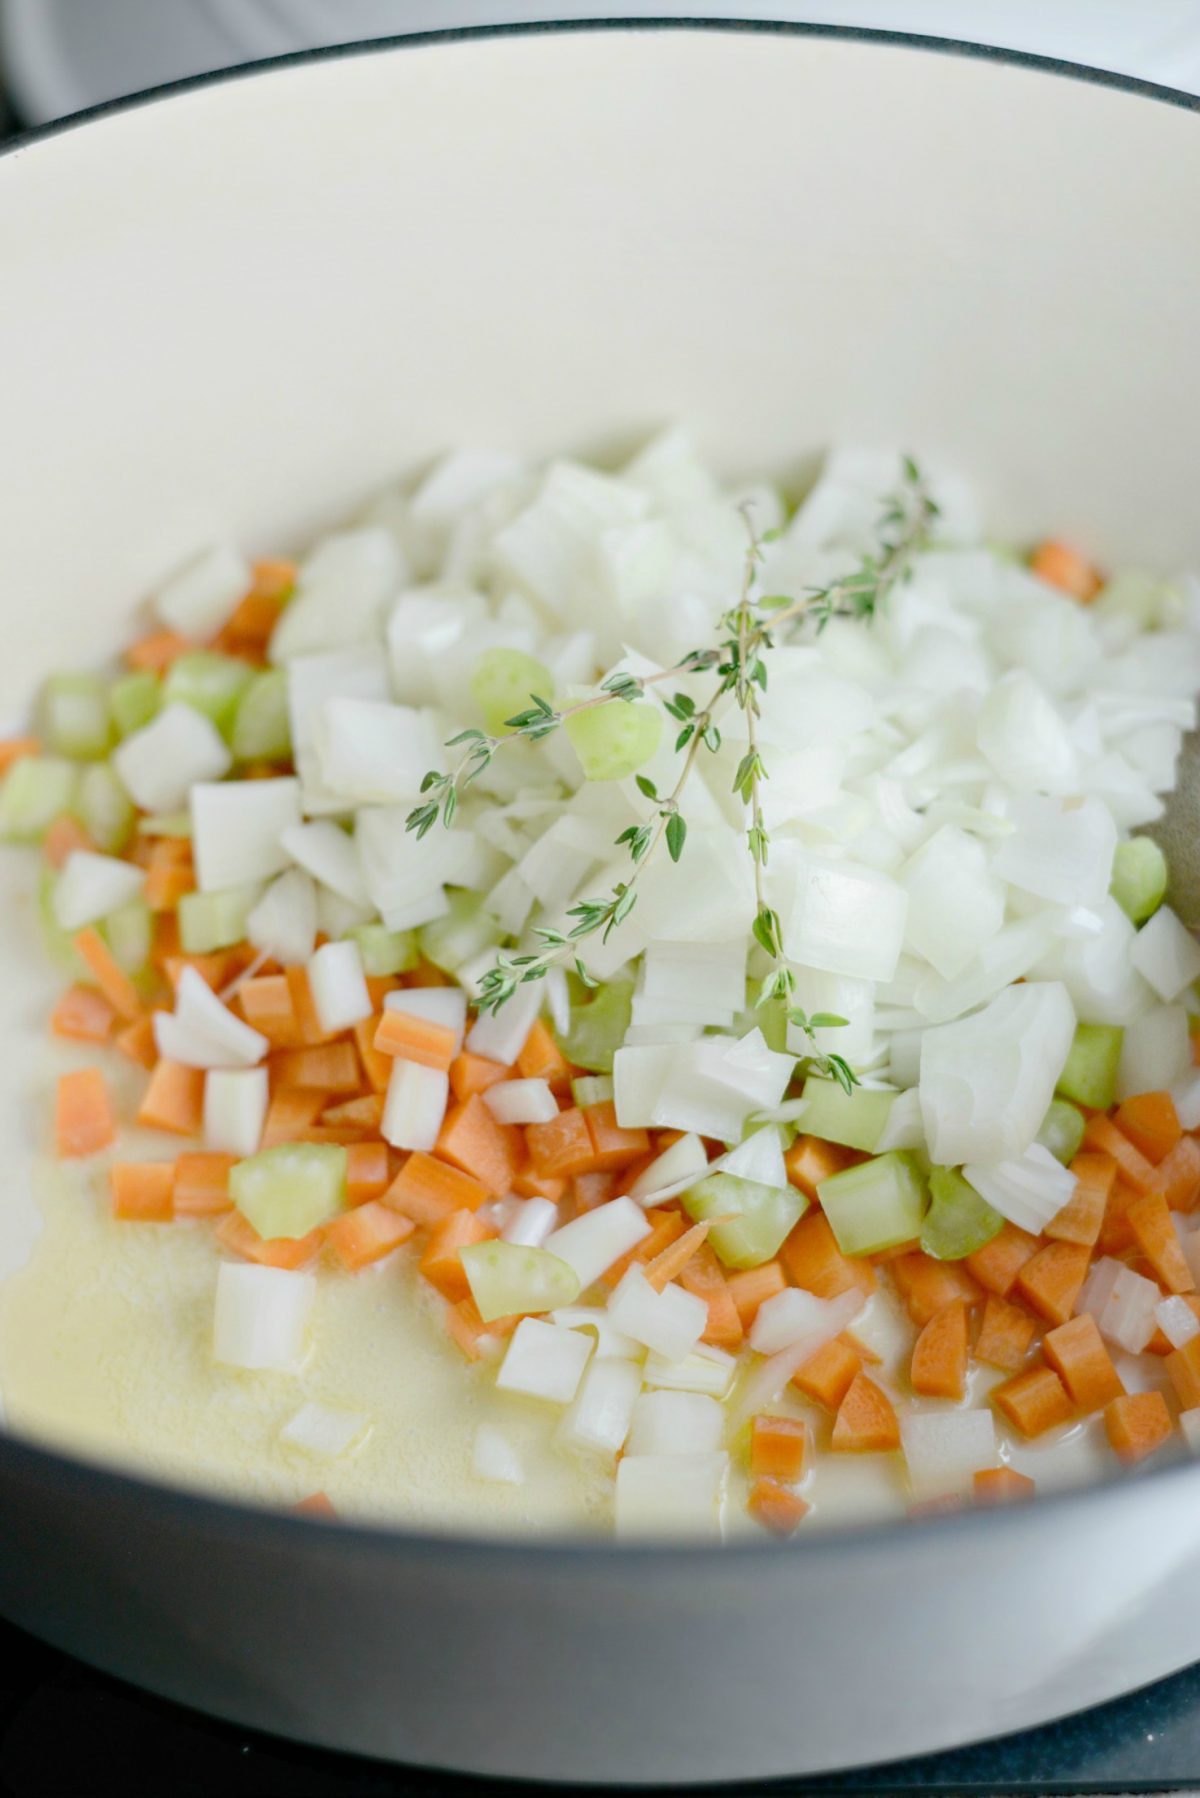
[50,982,117,1044]
[114,1014,158,1069]
[251,557,298,602]
[1045,1153,1114,1246]
[750,1414,808,1482]
[781,1212,877,1301]
[1158,1137,1200,1214]
[1015,1241,1093,1328]
[890,1251,979,1325]
[372,1009,457,1071]
[973,1468,1036,1506]
[145,860,196,912]
[352,1017,392,1094]
[437,1094,522,1197]
[1105,1390,1173,1465]
[643,1221,710,1292]
[364,976,400,1011]
[173,1152,236,1217]
[1166,1337,1200,1410]
[43,815,95,870]
[515,1018,572,1091]
[678,1244,744,1349]
[110,1161,174,1222]
[992,1363,1072,1438]
[582,1101,650,1173]
[0,735,40,775]
[294,1491,337,1520]
[1097,1176,1141,1257]
[285,965,335,1047]
[1042,1312,1124,1413]
[324,1200,415,1271]
[235,975,303,1049]
[964,1223,1039,1298]
[419,1209,496,1302]
[599,1208,685,1291]
[909,1300,968,1401]
[322,1094,384,1132]
[126,629,192,671]
[151,911,181,968]
[1030,539,1102,602]
[1081,1113,1162,1194]
[830,1372,900,1453]
[271,1043,361,1093]
[260,1086,327,1148]
[511,1169,568,1204]
[383,1152,489,1225]
[784,1134,858,1200]
[726,1261,787,1330]
[343,1141,389,1205]
[1114,1092,1182,1165]
[443,1295,519,1361]
[215,1210,322,1270]
[973,1294,1037,1373]
[748,1476,810,1536]
[73,927,143,1022]
[792,1335,862,1411]
[144,834,193,868]
[137,1059,204,1136]
[524,1107,597,1181]
[1127,1188,1195,1294]
[449,1052,510,1102]
[571,1171,618,1213]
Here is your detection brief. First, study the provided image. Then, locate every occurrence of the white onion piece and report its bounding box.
[976,671,1078,794]
[612,1045,676,1130]
[991,795,1117,909]
[615,1452,728,1539]
[545,1197,652,1292]
[1130,907,1200,1002]
[720,1126,787,1191]
[607,1267,708,1363]
[465,979,543,1068]
[315,698,441,806]
[246,869,318,967]
[875,1087,926,1152]
[785,968,876,1065]
[270,527,399,661]
[627,1391,724,1457]
[158,966,268,1070]
[287,647,389,813]
[472,1424,526,1485]
[963,1145,1076,1235]
[281,820,369,907]
[212,1263,315,1372]
[484,1079,559,1126]
[919,981,1075,1165]
[387,588,488,704]
[52,851,145,931]
[192,779,302,893]
[1171,1069,1200,1132]
[156,542,251,639]
[647,1029,794,1141]
[901,1411,996,1497]
[280,1403,369,1459]
[781,850,908,983]
[113,703,231,815]
[1117,1006,1190,1103]
[502,1196,560,1249]
[307,940,372,1036]
[1098,1264,1161,1355]
[557,1358,642,1459]
[735,1289,864,1420]
[381,1060,449,1151]
[495,1318,593,1404]
[750,1288,845,1355]
[550,1306,643,1361]
[641,1344,736,1398]
[204,1067,269,1158]
[900,826,1005,979]
[385,985,468,1054]
[1040,896,1155,1027]
[629,1133,709,1205]
[641,938,747,1015]
[1156,1296,1200,1350]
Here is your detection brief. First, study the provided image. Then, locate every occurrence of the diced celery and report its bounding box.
[682,1171,807,1270]
[0,756,78,843]
[179,883,260,954]
[38,673,111,759]
[417,890,499,974]
[920,1165,1002,1262]
[471,648,556,737]
[137,811,192,838]
[110,670,161,740]
[1037,1097,1087,1166]
[555,979,634,1074]
[101,899,153,974]
[818,1152,928,1258]
[799,1076,896,1153]
[164,652,255,740]
[37,869,87,977]
[461,1240,580,1322]
[565,701,662,781]
[1110,837,1168,925]
[231,670,291,762]
[754,995,789,1054]
[1057,1022,1124,1112]
[347,922,419,977]
[231,1143,347,1240]
[571,1075,614,1108]
[77,762,135,854]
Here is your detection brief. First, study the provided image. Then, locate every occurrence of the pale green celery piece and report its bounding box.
[417,889,499,974]
[920,1165,1003,1261]
[461,1241,580,1322]
[101,900,154,974]
[1110,837,1168,926]
[137,811,192,838]
[1057,1022,1124,1112]
[164,652,254,739]
[38,673,112,759]
[471,648,555,737]
[682,1171,807,1270]
[348,922,419,977]
[554,979,634,1074]
[231,1143,348,1240]
[231,669,291,762]
[754,995,789,1054]
[37,870,87,978]
[77,762,135,854]
[818,1151,928,1258]
[799,1076,896,1153]
[178,884,260,955]
[109,670,161,740]
[564,700,662,781]
[571,1074,614,1108]
[1037,1097,1087,1167]
[0,756,78,843]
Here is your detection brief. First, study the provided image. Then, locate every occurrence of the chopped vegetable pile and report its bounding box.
[11,432,1200,1537]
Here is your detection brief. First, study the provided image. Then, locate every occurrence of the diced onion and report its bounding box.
[246,869,318,967]
[626,1390,724,1457]
[1116,1005,1190,1103]
[472,1424,526,1485]
[962,1144,1076,1236]
[157,965,269,1070]
[641,1344,736,1397]
[204,1067,269,1158]
[191,778,302,893]
[212,1263,315,1372]
[281,820,370,907]
[1156,1296,1200,1349]
[557,1358,642,1459]
[483,1078,559,1126]
[1130,907,1200,1002]
[465,978,544,1067]
[607,1266,708,1363]
[280,1402,369,1459]
[495,1318,593,1403]
[545,1196,652,1291]
[900,1411,996,1497]
[307,939,373,1036]
[919,981,1075,1165]
[628,1132,709,1205]
[113,703,231,815]
[750,1287,846,1355]
[381,1060,449,1151]
[156,543,251,639]
[615,1452,727,1539]
[384,985,468,1053]
[52,851,145,931]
